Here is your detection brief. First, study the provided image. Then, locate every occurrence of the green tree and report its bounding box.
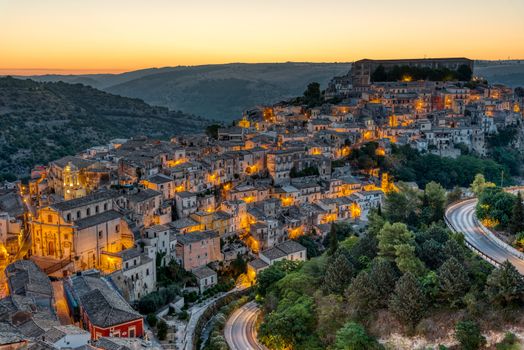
[230,253,247,278]
[346,259,398,315]
[377,222,414,259]
[476,187,516,229]
[302,82,322,107]
[146,313,157,327]
[395,244,426,276]
[384,183,421,223]
[389,272,426,327]
[447,186,463,204]
[296,235,320,258]
[324,253,354,294]
[333,322,382,350]
[471,173,495,197]
[437,257,469,306]
[509,192,524,235]
[423,181,447,223]
[157,319,168,340]
[455,320,486,350]
[256,264,286,297]
[259,296,316,349]
[327,223,339,255]
[315,293,348,345]
[486,260,524,307]
[418,239,446,270]
[205,124,221,139]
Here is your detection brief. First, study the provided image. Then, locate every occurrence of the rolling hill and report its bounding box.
[24,63,352,121]
[0,77,209,180]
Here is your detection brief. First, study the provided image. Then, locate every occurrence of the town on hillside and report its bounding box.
[1,57,524,349]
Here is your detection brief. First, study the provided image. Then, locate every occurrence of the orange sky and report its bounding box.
[1,0,524,75]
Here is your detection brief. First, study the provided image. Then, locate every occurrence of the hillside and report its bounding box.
[0,77,208,180]
[475,61,524,87]
[24,63,351,121]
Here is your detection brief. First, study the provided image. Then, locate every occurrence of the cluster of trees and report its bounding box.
[255,179,524,349]
[486,126,522,177]
[138,284,179,314]
[371,64,473,82]
[473,174,524,249]
[389,144,509,189]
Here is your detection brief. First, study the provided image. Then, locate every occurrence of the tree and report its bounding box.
[423,181,447,223]
[443,237,467,262]
[348,233,378,270]
[146,313,157,327]
[324,253,354,294]
[315,293,348,345]
[395,244,426,276]
[377,222,414,259]
[389,272,426,327]
[157,319,168,340]
[333,322,382,350]
[515,87,524,98]
[509,192,524,235]
[447,186,463,205]
[230,253,247,278]
[327,223,339,255]
[476,187,516,229]
[256,264,286,297]
[437,257,469,306]
[296,235,320,258]
[471,173,495,197]
[347,259,398,315]
[384,183,421,223]
[455,320,486,350]
[205,124,221,139]
[486,260,524,307]
[302,82,322,107]
[259,296,316,349]
[418,239,446,270]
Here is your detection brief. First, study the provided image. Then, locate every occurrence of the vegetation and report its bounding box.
[0,76,208,179]
[157,319,168,341]
[388,144,510,189]
[371,64,473,82]
[254,178,524,349]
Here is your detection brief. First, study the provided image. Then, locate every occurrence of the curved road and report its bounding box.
[445,198,524,274]
[224,301,267,350]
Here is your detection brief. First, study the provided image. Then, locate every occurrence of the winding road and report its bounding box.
[445,198,524,273]
[224,301,267,350]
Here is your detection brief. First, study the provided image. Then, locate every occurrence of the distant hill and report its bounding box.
[475,61,524,87]
[0,77,208,179]
[23,63,351,121]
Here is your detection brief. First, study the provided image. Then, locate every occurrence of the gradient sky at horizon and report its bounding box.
[2,0,524,75]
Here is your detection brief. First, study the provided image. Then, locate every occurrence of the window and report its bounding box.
[66,213,71,222]
[95,205,99,214]
[129,327,136,338]
[115,224,120,233]
[47,214,53,223]
[104,203,108,211]
[146,268,149,276]
[98,231,103,239]
[86,208,91,216]
[134,259,137,266]
[126,262,129,269]
[76,211,81,219]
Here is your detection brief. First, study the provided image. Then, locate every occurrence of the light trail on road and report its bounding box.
[224,301,267,350]
[445,198,524,274]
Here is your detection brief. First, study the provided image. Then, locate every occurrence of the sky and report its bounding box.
[1,0,524,75]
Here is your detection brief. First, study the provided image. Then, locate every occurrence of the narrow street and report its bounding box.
[52,281,72,325]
